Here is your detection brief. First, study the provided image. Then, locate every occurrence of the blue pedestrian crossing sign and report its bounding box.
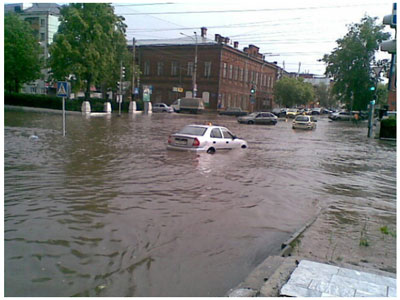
[57,81,68,97]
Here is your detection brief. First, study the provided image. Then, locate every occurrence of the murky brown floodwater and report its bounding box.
[4,108,396,296]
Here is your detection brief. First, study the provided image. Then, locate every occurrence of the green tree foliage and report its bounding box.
[49,3,129,100]
[314,83,337,108]
[322,16,390,111]
[4,13,42,92]
[274,76,315,107]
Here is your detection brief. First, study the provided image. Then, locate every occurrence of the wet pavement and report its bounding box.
[4,107,396,296]
[281,260,396,297]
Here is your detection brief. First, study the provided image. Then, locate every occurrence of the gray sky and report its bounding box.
[113,0,394,75]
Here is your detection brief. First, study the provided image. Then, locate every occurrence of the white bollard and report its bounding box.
[129,101,137,113]
[148,101,153,113]
[81,101,91,114]
[104,102,112,113]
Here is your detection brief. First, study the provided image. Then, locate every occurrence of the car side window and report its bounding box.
[256,114,262,118]
[221,129,234,139]
[210,128,222,138]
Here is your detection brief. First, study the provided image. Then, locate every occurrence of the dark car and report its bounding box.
[219,107,248,116]
[272,108,287,118]
[237,112,278,125]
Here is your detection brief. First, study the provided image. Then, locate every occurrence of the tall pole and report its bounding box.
[62,97,66,136]
[193,32,198,98]
[119,61,122,116]
[131,38,136,101]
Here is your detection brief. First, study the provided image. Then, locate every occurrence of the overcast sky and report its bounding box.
[113,0,394,75]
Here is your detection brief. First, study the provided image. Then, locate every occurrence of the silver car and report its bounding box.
[237,112,277,125]
[292,115,317,130]
[153,103,173,113]
[167,124,248,154]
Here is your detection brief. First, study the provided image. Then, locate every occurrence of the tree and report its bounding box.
[4,13,42,93]
[274,76,315,107]
[322,16,390,111]
[49,3,129,100]
[314,83,337,108]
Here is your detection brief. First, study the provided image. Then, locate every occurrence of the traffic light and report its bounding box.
[381,3,396,54]
[369,86,376,91]
[116,81,120,91]
[250,86,256,94]
[121,66,126,79]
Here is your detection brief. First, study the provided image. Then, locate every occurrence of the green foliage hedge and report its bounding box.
[4,92,142,112]
[380,117,396,139]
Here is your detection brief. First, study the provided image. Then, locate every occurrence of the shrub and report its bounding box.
[4,92,135,112]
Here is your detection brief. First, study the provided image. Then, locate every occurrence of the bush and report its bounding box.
[4,92,136,112]
[380,117,396,139]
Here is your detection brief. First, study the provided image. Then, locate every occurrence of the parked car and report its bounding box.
[153,103,173,113]
[219,107,248,116]
[171,99,180,112]
[237,112,277,125]
[178,98,204,114]
[329,111,353,121]
[311,108,321,115]
[167,124,248,154]
[286,108,299,118]
[272,108,287,118]
[292,115,317,130]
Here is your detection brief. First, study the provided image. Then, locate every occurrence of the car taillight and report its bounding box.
[168,135,172,144]
[192,138,200,147]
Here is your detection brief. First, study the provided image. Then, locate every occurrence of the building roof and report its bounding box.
[136,35,217,47]
[23,3,60,15]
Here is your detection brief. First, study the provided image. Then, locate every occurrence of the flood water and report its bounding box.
[4,108,396,296]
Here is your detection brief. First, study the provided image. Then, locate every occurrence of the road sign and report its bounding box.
[57,81,68,97]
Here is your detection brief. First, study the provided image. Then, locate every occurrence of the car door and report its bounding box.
[220,128,237,149]
[254,113,264,125]
[209,128,225,149]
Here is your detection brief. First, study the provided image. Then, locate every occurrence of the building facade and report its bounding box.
[135,28,279,111]
[5,3,60,94]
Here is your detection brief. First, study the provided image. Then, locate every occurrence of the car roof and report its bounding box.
[186,124,228,129]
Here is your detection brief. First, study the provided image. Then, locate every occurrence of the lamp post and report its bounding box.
[180,32,198,97]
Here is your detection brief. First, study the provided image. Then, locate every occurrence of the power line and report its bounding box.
[119,3,385,15]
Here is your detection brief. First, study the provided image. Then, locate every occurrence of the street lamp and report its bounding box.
[180,32,198,97]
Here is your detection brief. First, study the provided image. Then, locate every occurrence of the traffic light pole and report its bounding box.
[119,61,122,116]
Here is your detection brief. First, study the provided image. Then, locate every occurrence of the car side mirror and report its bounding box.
[232,135,237,140]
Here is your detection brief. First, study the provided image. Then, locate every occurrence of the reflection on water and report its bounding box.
[4,110,396,296]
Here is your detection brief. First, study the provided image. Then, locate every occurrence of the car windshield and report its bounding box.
[295,116,309,122]
[248,113,258,117]
[178,126,207,136]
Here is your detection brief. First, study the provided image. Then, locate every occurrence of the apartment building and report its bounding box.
[135,27,279,111]
[5,3,60,94]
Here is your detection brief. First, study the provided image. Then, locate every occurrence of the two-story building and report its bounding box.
[135,27,279,111]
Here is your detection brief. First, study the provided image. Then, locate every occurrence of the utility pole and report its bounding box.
[119,61,123,116]
[193,32,198,98]
[131,38,136,101]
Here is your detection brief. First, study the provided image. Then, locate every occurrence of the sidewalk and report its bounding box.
[227,256,397,297]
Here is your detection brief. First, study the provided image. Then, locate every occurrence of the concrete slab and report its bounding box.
[280,260,396,297]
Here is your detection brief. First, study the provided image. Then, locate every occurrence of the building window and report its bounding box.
[223,63,227,78]
[171,61,178,76]
[255,72,259,85]
[144,61,150,76]
[271,77,274,88]
[40,32,45,41]
[228,65,233,79]
[157,62,164,76]
[204,61,211,78]
[239,68,243,81]
[234,66,238,81]
[187,62,194,76]
[40,19,45,27]
[244,69,248,82]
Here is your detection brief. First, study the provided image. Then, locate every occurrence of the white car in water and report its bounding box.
[292,115,317,130]
[167,124,248,154]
